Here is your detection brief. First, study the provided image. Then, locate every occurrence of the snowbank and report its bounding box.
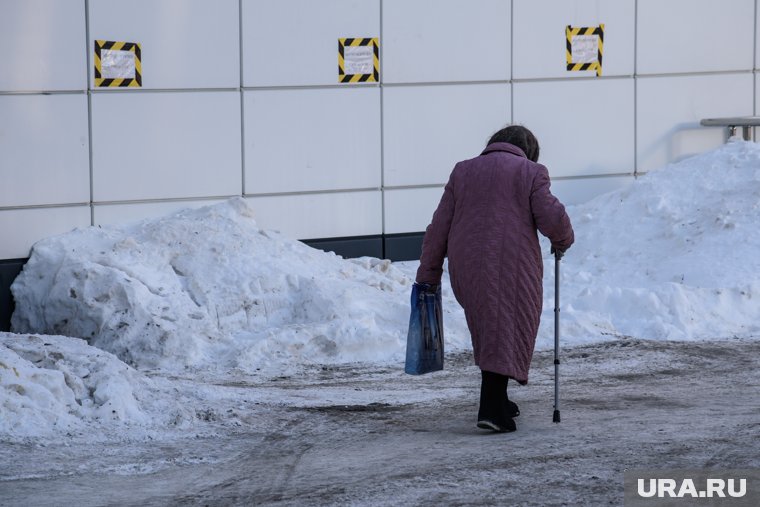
[535,139,760,347]
[0,333,190,438]
[10,198,469,373]
[9,141,760,378]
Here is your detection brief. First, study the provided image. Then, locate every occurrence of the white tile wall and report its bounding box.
[551,176,634,207]
[755,71,759,141]
[0,0,86,91]
[0,206,91,259]
[246,191,382,239]
[513,79,635,177]
[757,4,760,70]
[89,0,240,89]
[383,83,510,187]
[382,0,510,84]
[383,187,445,234]
[4,0,760,263]
[384,176,637,234]
[93,199,227,227]
[637,0,755,75]
[242,0,380,87]
[0,94,90,207]
[636,73,754,174]
[91,91,241,202]
[512,0,635,80]
[244,88,381,194]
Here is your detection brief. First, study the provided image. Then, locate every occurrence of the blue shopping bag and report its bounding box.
[405,282,444,375]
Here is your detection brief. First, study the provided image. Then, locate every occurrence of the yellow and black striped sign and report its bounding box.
[94,40,142,87]
[566,25,604,77]
[338,38,379,83]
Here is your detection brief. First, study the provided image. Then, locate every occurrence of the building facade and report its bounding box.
[1,0,758,330]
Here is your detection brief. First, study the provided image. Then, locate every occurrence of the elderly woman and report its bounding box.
[416,125,574,433]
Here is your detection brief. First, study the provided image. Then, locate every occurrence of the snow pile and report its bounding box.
[0,333,190,437]
[9,141,760,379]
[535,139,760,347]
[11,198,469,373]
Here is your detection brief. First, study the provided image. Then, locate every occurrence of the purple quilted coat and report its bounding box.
[416,142,574,384]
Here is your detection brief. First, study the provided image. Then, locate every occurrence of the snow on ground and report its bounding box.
[10,197,468,375]
[0,333,191,439]
[3,140,760,442]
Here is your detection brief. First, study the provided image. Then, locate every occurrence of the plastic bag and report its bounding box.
[405,282,444,375]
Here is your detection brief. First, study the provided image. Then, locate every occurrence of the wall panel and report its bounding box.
[0,0,86,91]
[244,88,381,194]
[91,91,241,202]
[551,176,634,207]
[0,207,91,259]
[383,83,510,187]
[637,0,754,75]
[93,199,227,227]
[246,191,381,239]
[242,0,379,87]
[383,0,510,83]
[512,0,635,80]
[636,73,754,173]
[513,79,634,177]
[757,3,760,70]
[0,94,90,207]
[383,187,444,235]
[89,0,240,89]
[756,71,759,140]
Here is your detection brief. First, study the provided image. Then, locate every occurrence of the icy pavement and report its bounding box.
[1,338,758,506]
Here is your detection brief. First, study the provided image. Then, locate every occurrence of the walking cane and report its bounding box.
[553,249,561,423]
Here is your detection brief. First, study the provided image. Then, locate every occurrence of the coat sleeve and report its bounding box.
[415,169,457,285]
[530,165,575,251]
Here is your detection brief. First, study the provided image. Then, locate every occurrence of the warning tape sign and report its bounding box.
[94,40,142,88]
[566,25,604,77]
[338,38,379,83]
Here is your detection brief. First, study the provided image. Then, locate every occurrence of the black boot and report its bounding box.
[476,370,516,432]
[507,398,520,418]
[505,378,520,418]
[479,374,520,419]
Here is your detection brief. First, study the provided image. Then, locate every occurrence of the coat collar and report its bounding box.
[481,142,527,159]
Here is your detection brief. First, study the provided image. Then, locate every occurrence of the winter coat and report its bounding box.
[416,142,574,384]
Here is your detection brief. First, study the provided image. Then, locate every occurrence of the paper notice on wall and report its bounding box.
[565,25,604,77]
[570,35,599,64]
[101,49,136,79]
[338,38,379,83]
[94,40,142,87]
[343,45,374,75]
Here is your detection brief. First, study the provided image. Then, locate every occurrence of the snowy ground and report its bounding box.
[2,141,760,505]
[1,338,758,506]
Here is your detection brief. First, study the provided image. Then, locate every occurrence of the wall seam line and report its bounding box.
[510,0,514,125]
[754,0,758,138]
[85,0,94,224]
[239,0,246,196]
[245,188,382,199]
[633,0,638,178]
[380,0,386,254]
[0,203,92,212]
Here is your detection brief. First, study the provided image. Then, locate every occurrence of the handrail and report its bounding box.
[700,116,760,141]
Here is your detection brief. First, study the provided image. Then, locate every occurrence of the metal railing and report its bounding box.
[700,116,760,142]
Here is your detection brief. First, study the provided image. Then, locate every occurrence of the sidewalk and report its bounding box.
[2,338,758,506]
